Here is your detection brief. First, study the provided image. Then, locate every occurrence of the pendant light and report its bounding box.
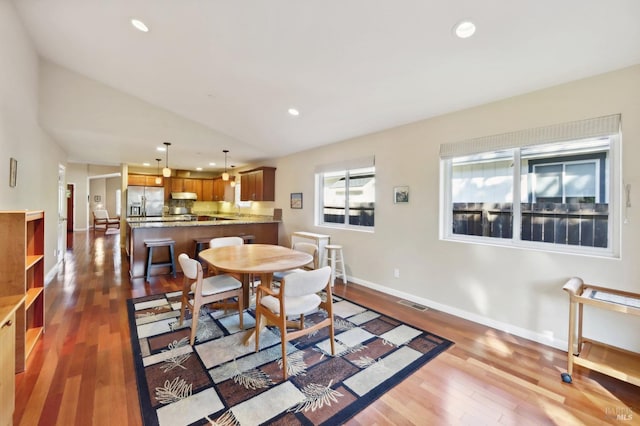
[162,142,172,177]
[155,158,162,184]
[222,149,230,181]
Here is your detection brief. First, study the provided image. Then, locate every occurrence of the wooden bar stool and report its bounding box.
[325,244,347,286]
[145,238,177,282]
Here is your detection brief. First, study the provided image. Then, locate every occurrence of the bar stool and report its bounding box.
[145,238,177,282]
[193,237,213,259]
[325,244,347,286]
[238,234,255,244]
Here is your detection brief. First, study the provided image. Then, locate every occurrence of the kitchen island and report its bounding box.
[126,215,280,279]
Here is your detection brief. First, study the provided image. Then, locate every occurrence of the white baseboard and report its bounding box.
[347,276,568,351]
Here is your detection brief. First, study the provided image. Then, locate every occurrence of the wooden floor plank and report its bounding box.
[12,231,640,425]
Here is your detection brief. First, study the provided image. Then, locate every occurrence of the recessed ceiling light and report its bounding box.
[157,146,166,152]
[454,20,476,39]
[196,167,203,171]
[288,108,300,116]
[131,18,149,33]
[142,162,150,167]
[209,162,216,166]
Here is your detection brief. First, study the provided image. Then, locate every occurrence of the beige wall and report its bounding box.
[274,65,640,352]
[0,1,66,275]
[3,0,638,353]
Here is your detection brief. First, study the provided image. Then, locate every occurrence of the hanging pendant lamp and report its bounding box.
[155,158,163,184]
[162,142,172,177]
[222,149,230,181]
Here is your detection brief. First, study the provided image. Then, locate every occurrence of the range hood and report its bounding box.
[170,192,197,200]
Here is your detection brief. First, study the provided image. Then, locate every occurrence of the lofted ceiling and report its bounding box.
[11,0,640,174]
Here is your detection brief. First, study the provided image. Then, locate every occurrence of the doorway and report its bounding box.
[66,183,75,249]
[57,164,67,264]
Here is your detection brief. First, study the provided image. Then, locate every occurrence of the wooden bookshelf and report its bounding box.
[0,210,46,373]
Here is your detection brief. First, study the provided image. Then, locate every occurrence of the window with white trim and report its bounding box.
[440,115,620,256]
[315,157,375,229]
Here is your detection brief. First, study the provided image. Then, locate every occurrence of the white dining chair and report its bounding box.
[272,242,318,283]
[178,253,243,345]
[254,266,334,380]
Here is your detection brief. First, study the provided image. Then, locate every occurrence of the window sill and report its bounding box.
[441,234,619,260]
[317,223,375,233]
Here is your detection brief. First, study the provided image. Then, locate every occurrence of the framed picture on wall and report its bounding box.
[9,157,17,188]
[290,192,303,209]
[394,186,409,204]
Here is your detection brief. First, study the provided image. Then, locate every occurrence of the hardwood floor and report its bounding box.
[13,231,639,425]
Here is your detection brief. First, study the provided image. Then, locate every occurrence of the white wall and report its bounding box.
[0,1,66,275]
[274,65,640,352]
[66,163,121,230]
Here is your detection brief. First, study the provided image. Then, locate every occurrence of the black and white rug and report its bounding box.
[127,291,453,425]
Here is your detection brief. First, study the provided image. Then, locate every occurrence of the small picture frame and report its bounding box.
[394,186,409,204]
[290,192,303,209]
[9,157,17,188]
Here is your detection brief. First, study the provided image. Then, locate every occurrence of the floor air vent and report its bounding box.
[397,300,428,311]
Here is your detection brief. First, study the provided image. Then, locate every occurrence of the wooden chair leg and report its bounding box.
[254,311,261,352]
[179,295,187,326]
[238,292,244,330]
[280,329,288,381]
[329,321,335,355]
[190,303,200,345]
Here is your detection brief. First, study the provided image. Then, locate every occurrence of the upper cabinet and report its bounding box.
[128,174,164,187]
[171,177,202,200]
[183,179,202,199]
[171,178,203,200]
[201,179,214,201]
[213,177,235,202]
[200,178,235,202]
[240,167,276,201]
[128,173,235,203]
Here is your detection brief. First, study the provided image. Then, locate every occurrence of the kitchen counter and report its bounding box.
[125,215,280,279]
[126,214,278,228]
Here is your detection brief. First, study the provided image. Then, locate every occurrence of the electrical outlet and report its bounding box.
[393,268,400,278]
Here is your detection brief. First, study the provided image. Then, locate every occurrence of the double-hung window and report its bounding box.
[315,156,375,229]
[440,115,621,256]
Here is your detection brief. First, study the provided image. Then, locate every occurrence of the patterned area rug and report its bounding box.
[127,291,453,426]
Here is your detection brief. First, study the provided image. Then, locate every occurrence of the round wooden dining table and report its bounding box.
[198,244,313,308]
[199,244,313,344]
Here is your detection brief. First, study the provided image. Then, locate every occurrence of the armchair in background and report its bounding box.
[93,209,120,234]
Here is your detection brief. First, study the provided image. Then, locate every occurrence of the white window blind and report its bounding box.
[439,114,620,159]
[314,156,375,174]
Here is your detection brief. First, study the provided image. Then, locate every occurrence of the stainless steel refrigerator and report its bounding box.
[127,186,164,217]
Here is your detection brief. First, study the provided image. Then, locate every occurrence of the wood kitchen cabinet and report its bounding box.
[212,177,235,201]
[128,174,163,187]
[200,178,234,202]
[201,179,214,201]
[183,178,202,197]
[0,211,45,373]
[170,178,203,199]
[170,177,184,193]
[240,167,276,201]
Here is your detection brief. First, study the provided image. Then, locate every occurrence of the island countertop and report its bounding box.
[126,214,279,229]
[125,215,280,279]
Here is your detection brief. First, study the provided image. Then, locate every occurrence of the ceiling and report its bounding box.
[12,0,640,174]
